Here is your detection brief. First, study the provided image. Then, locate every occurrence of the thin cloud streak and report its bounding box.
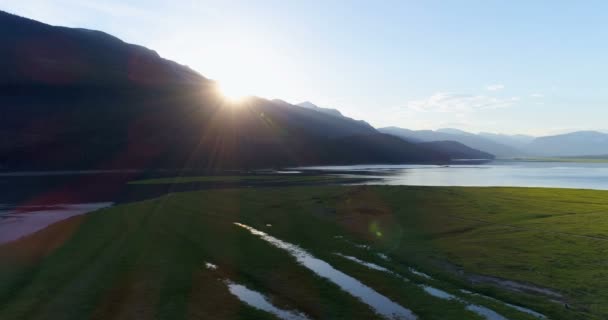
[407,92,518,113]
[486,84,505,91]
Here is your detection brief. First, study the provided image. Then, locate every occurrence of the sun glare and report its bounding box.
[217,80,251,103]
[203,31,294,105]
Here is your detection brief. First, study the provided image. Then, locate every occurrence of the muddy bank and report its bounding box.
[0,202,112,244]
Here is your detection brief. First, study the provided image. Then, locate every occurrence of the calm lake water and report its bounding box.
[2,162,608,243]
[299,161,608,190]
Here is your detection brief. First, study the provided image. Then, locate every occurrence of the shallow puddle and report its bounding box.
[420,285,458,300]
[420,286,507,320]
[466,305,508,320]
[460,289,547,319]
[334,253,510,320]
[377,253,390,261]
[408,268,433,280]
[335,253,392,273]
[225,281,310,320]
[235,223,418,320]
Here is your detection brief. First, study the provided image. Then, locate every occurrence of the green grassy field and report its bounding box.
[128,175,357,185]
[1,182,606,319]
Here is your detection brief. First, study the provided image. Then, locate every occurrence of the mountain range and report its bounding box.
[379,127,608,158]
[378,127,524,158]
[0,10,499,170]
[296,101,344,118]
[2,11,605,170]
[525,131,608,157]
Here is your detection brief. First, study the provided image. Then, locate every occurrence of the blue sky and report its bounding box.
[2,0,607,135]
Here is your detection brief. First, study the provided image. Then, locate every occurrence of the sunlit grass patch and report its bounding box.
[1,185,605,319]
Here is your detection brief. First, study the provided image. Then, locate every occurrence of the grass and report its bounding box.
[1,183,607,319]
[128,174,359,185]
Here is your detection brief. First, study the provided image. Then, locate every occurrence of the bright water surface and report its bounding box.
[235,223,417,320]
[299,161,608,190]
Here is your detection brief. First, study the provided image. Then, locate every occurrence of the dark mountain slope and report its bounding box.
[0,11,449,170]
[297,101,343,117]
[1,87,449,169]
[294,101,375,133]
[0,11,202,86]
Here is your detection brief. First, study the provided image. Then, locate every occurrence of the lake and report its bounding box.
[3,161,608,243]
[298,160,608,190]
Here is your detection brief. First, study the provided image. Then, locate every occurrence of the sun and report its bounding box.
[217,80,251,103]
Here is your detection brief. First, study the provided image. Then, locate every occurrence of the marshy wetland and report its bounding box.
[1,168,607,319]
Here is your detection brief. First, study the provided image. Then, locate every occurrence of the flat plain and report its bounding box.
[1,178,606,319]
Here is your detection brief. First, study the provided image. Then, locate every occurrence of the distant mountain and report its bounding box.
[380,126,608,158]
[478,132,535,149]
[418,141,494,160]
[0,11,452,170]
[525,131,608,156]
[436,128,475,136]
[379,127,523,157]
[297,101,343,117]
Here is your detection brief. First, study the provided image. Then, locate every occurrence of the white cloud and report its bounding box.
[486,84,505,91]
[530,93,544,98]
[407,92,517,113]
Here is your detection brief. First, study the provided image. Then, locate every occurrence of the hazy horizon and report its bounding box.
[3,0,608,136]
